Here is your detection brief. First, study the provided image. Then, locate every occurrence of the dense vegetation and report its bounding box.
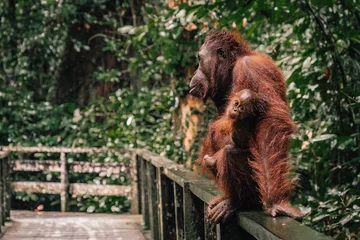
[0,0,359,238]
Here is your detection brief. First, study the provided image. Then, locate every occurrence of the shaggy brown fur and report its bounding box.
[190,30,302,223]
[201,89,267,223]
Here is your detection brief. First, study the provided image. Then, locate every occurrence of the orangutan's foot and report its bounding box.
[207,197,236,224]
[266,202,303,220]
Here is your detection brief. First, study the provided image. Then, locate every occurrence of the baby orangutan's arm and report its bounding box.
[203,145,237,168]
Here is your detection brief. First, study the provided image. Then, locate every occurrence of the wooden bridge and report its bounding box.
[0,147,331,240]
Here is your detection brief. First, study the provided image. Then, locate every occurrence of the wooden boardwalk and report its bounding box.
[1,211,146,240]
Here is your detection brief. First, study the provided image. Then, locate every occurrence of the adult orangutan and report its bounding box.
[201,89,267,223]
[190,31,302,223]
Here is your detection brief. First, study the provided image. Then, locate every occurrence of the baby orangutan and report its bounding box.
[200,89,268,223]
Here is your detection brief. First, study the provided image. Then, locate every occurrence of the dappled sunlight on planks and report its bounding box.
[2,210,145,240]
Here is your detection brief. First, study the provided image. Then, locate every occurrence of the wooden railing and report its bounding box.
[1,146,332,239]
[0,146,136,213]
[133,150,332,240]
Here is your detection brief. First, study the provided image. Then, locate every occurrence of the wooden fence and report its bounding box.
[133,150,332,240]
[0,146,134,213]
[0,146,332,239]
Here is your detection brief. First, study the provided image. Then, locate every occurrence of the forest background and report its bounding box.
[0,0,359,238]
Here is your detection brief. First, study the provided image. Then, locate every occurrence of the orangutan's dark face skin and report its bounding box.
[189,46,212,99]
[189,45,227,99]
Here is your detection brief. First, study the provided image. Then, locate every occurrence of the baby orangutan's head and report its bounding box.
[227,89,267,120]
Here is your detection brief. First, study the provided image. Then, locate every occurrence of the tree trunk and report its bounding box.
[56,2,143,107]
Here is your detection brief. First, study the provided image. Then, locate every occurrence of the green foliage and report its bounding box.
[119,1,360,238]
[0,0,359,238]
[0,0,67,101]
[78,87,186,161]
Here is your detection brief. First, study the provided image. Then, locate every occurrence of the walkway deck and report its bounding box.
[1,211,146,240]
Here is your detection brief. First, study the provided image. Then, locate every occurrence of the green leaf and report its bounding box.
[339,212,358,226]
[311,134,336,143]
[312,214,330,222]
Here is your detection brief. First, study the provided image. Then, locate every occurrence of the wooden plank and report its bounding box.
[130,153,140,214]
[204,203,217,240]
[0,152,9,159]
[12,182,62,194]
[147,162,160,240]
[4,156,11,220]
[135,149,179,169]
[136,155,142,215]
[5,210,145,239]
[70,161,129,174]
[11,160,129,174]
[189,179,220,204]
[216,216,254,240]
[0,158,4,228]
[173,182,184,240]
[0,155,11,225]
[164,167,204,188]
[0,146,131,154]
[11,160,61,172]
[71,183,131,197]
[237,212,332,240]
[12,182,131,197]
[60,153,69,212]
[157,170,176,240]
[140,157,150,229]
[183,183,204,240]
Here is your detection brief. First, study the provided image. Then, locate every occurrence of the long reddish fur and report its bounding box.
[199,31,300,216]
[232,52,296,210]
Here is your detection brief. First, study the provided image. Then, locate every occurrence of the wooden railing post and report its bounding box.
[216,217,254,240]
[0,155,4,229]
[0,151,10,235]
[146,162,160,240]
[4,154,11,220]
[60,152,69,212]
[183,183,204,240]
[130,153,141,214]
[140,157,150,229]
[174,182,184,240]
[158,170,176,240]
[204,203,217,240]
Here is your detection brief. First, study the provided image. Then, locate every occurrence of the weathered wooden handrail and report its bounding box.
[11,160,128,173]
[0,146,127,153]
[0,146,134,213]
[11,182,131,197]
[133,149,332,240]
[0,151,11,236]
